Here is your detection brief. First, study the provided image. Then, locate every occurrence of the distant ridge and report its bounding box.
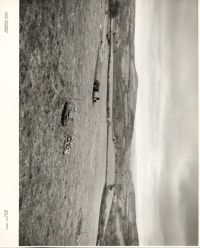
[98,0,139,245]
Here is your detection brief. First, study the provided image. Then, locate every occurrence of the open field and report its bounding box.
[20,0,110,245]
[20,0,139,246]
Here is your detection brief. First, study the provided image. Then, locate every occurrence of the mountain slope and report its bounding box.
[99,0,139,245]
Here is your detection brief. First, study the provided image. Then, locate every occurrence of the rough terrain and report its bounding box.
[20,0,109,245]
[20,0,139,246]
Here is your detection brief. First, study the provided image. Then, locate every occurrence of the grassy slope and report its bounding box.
[20,0,109,245]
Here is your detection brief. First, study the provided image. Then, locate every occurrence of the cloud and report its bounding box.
[133,0,198,245]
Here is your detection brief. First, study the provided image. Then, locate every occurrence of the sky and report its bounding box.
[132,0,198,245]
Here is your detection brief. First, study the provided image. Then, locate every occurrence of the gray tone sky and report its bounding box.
[132,0,198,245]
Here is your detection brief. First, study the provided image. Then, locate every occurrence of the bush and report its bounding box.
[109,0,121,18]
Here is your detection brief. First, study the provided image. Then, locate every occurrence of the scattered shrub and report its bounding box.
[109,0,121,18]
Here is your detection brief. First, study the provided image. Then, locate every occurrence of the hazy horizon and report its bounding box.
[131,0,198,245]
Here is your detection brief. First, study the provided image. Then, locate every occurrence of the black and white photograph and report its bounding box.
[19,0,198,246]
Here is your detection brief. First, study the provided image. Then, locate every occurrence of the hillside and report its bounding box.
[20,0,110,245]
[98,0,139,245]
[19,0,138,245]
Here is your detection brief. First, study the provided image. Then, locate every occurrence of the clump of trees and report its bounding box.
[109,0,121,18]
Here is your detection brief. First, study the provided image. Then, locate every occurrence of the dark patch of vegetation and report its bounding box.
[61,102,69,126]
[109,0,121,18]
